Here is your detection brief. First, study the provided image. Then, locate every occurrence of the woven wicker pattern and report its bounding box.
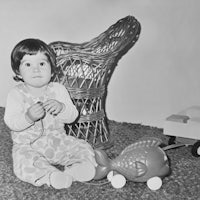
[49,16,141,148]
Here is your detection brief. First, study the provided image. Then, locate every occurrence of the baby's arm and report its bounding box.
[4,88,34,131]
[49,83,79,124]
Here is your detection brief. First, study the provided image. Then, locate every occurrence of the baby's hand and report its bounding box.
[43,99,64,116]
[26,102,45,122]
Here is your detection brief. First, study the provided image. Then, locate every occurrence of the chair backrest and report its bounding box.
[49,15,141,87]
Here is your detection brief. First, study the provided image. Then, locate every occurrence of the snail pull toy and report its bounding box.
[94,137,171,190]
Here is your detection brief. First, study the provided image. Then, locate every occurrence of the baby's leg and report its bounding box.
[12,145,73,189]
[58,136,97,182]
[49,170,73,189]
[66,161,96,182]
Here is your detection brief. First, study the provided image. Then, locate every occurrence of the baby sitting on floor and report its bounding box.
[4,38,97,189]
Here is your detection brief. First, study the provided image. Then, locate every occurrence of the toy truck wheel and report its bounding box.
[168,136,176,145]
[191,141,200,157]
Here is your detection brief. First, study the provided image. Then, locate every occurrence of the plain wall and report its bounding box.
[1,0,200,128]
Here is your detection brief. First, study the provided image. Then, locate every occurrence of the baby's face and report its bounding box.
[19,52,52,88]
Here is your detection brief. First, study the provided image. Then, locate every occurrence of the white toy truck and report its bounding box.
[163,106,200,157]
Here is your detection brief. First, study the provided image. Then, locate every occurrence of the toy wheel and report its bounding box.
[107,171,114,182]
[110,174,126,189]
[147,176,162,191]
[168,136,176,145]
[191,141,200,157]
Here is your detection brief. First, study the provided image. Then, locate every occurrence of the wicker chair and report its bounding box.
[49,15,141,148]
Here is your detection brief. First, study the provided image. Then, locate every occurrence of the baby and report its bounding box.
[4,38,97,189]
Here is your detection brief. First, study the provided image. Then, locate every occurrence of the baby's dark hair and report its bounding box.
[11,38,56,82]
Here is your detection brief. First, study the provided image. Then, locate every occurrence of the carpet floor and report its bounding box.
[0,107,200,200]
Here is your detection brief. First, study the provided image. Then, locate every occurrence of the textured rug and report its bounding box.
[0,106,200,200]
